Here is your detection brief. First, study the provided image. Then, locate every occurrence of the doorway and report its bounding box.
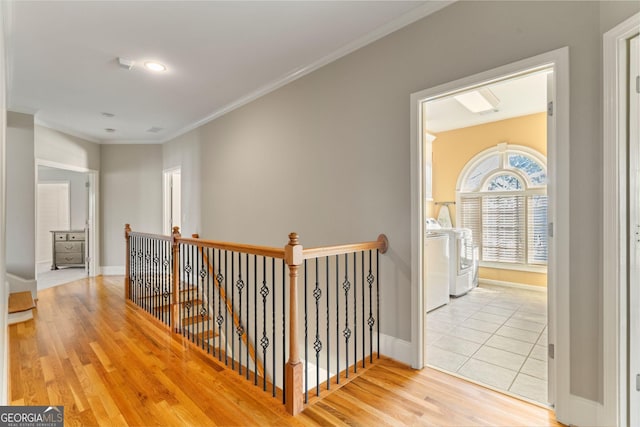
[163,168,181,235]
[410,48,570,415]
[35,165,90,289]
[35,160,99,287]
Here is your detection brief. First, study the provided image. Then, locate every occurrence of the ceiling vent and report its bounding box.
[147,126,163,133]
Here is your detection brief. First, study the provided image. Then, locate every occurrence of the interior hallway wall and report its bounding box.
[100,144,162,269]
[162,129,201,237]
[6,112,35,280]
[38,166,88,231]
[166,0,640,403]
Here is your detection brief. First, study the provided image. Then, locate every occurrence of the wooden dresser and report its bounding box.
[51,230,85,269]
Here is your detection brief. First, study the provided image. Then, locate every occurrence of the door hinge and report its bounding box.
[548,222,554,238]
[636,75,640,94]
[636,373,640,391]
[547,101,554,116]
[548,343,555,359]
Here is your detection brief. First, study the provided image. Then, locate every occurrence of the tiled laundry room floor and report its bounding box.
[426,284,548,405]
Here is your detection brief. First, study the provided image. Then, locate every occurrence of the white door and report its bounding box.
[36,182,70,271]
[629,33,640,427]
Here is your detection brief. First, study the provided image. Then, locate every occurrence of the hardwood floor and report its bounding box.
[10,276,562,426]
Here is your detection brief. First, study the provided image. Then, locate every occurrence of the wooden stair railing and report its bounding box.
[191,233,265,378]
[124,224,388,416]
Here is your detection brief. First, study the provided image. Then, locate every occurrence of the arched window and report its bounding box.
[457,143,547,268]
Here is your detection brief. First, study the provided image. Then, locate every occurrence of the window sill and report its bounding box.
[479,261,547,274]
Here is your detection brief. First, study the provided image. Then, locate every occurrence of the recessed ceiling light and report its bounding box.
[147,126,163,133]
[104,128,116,133]
[144,61,166,72]
[101,112,115,118]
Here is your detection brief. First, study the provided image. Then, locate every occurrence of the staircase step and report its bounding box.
[157,299,205,312]
[182,314,212,326]
[189,329,219,342]
[9,291,35,314]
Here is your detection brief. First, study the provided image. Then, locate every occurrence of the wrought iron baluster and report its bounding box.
[272,257,276,398]
[326,256,330,391]
[260,258,269,391]
[376,249,380,358]
[254,254,257,385]
[336,254,340,385]
[245,253,249,379]
[361,251,365,368]
[231,251,235,370]
[343,254,351,379]
[314,258,322,397]
[304,259,308,404]
[367,250,374,363]
[353,251,357,374]
[236,253,245,375]
[224,250,229,366]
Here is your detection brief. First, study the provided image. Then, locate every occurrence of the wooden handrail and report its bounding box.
[303,234,388,259]
[192,234,265,378]
[178,237,285,259]
[128,231,172,241]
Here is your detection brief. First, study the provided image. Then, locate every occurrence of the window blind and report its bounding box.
[481,195,526,264]
[527,195,548,264]
[459,196,482,250]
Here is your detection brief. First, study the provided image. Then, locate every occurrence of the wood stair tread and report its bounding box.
[9,291,35,313]
[189,330,219,341]
[182,314,212,326]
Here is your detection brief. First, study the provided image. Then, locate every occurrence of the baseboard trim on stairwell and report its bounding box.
[377,333,412,366]
[6,273,37,300]
[101,266,125,276]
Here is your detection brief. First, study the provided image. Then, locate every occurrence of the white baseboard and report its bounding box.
[8,309,33,325]
[377,333,412,366]
[6,273,37,300]
[101,266,125,276]
[564,394,601,427]
[479,278,547,293]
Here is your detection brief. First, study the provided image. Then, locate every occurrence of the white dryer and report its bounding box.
[437,228,475,297]
[424,232,450,312]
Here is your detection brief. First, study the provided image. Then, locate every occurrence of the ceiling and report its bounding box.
[424,70,549,133]
[6,1,451,144]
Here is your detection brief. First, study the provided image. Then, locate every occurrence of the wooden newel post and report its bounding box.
[284,232,304,415]
[171,226,181,333]
[124,224,132,300]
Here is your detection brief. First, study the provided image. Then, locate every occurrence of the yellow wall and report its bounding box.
[429,112,547,287]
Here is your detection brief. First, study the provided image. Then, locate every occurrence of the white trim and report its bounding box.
[479,261,547,274]
[7,309,33,325]
[567,395,602,427]
[410,47,570,422]
[377,333,412,366]
[603,12,640,427]
[101,266,125,276]
[6,273,37,300]
[478,279,546,293]
[35,159,100,278]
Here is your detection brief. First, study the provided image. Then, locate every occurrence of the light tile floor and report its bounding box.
[426,284,548,405]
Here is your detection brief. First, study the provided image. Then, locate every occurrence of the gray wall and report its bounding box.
[6,112,35,280]
[100,144,162,267]
[162,129,201,237]
[37,166,88,230]
[158,1,639,403]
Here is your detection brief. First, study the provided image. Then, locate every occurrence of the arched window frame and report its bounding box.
[456,143,548,272]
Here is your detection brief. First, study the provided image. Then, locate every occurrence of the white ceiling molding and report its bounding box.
[160,1,454,144]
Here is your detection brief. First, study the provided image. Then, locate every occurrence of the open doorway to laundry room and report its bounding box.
[420,69,551,406]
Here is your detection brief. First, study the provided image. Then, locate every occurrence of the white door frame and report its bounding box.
[410,47,570,419]
[35,159,100,277]
[603,12,640,427]
[163,167,181,235]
